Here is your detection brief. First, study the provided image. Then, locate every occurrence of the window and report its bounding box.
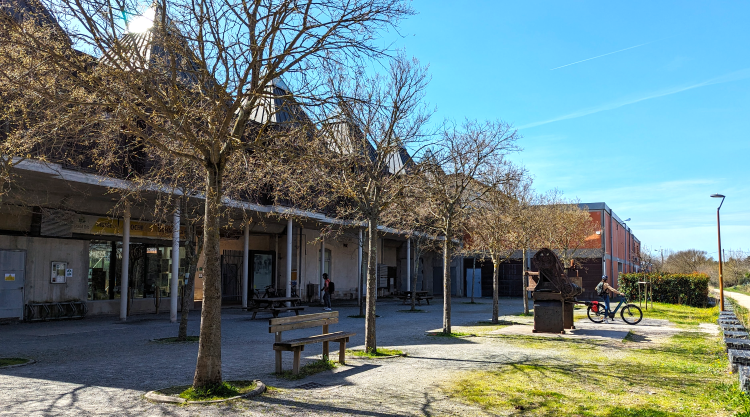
[88,240,185,301]
[617,262,623,273]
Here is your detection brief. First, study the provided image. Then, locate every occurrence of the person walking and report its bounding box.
[596,275,625,323]
[321,273,332,311]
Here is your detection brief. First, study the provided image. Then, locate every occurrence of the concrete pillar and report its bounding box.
[170,204,180,323]
[406,238,411,292]
[286,218,293,298]
[358,229,363,307]
[242,222,249,308]
[119,204,131,321]
[320,237,325,304]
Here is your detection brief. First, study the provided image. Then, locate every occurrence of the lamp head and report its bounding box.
[711,194,725,199]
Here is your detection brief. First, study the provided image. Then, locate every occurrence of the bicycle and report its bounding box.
[587,295,642,325]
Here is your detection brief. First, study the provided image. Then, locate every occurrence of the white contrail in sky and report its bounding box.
[518,67,750,129]
[550,41,655,71]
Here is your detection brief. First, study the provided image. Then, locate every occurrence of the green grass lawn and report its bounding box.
[725,285,750,297]
[154,380,257,401]
[641,302,719,326]
[275,358,337,380]
[0,358,30,367]
[347,348,404,358]
[448,302,750,416]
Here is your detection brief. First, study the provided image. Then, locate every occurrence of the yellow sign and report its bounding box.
[4,273,15,281]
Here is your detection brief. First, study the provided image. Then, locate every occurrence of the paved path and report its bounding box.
[0,298,680,416]
[722,289,750,311]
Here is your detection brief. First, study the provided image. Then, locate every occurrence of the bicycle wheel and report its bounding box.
[620,304,643,325]
[587,305,605,323]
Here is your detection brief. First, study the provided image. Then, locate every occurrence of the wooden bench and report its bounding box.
[269,311,355,375]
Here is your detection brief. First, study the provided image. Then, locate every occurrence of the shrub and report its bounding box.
[619,272,710,307]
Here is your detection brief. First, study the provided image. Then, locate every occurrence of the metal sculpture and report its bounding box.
[527,248,583,334]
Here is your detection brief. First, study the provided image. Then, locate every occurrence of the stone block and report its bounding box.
[721,324,746,332]
[725,338,750,351]
[720,319,742,325]
[724,331,750,339]
[741,366,750,394]
[729,349,750,373]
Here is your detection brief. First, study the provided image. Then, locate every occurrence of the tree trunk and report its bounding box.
[492,254,499,324]
[364,216,378,353]
[522,248,528,315]
[178,219,202,341]
[193,165,223,389]
[359,229,367,317]
[442,232,451,334]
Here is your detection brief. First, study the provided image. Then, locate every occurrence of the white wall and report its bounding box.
[0,235,88,303]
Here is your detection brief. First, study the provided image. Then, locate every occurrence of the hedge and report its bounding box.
[618,272,710,307]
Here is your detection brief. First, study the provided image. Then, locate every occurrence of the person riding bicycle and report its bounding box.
[596,275,625,323]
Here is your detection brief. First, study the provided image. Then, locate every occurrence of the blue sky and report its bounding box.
[384,0,750,257]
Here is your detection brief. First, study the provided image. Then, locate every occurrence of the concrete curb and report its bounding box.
[0,359,36,369]
[144,380,266,404]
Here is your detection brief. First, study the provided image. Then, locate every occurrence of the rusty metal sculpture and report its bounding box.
[527,248,583,334]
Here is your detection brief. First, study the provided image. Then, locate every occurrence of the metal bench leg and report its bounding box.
[293,349,301,375]
[426,298,430,305]
[252,311,258,320]
[339,340,346,365]
[294,309,300,316]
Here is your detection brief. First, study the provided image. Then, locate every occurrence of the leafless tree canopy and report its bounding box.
[1,0,413,388]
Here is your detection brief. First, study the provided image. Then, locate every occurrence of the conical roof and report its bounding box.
[99,5,204,88]
[247,77,312,126]
[1,0,70,43]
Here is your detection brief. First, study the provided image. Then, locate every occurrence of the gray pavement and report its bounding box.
[0,298,662,416]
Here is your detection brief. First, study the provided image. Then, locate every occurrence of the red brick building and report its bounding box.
[464,202,640,300]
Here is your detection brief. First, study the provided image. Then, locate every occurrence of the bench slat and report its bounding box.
[274,331,356,348]
[269,311,338,325]
[270,317,339,333]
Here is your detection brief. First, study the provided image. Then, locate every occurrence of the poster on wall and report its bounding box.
[51,261,67,284]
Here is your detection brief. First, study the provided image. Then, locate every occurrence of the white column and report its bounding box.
[320,237,325,303]
[242,222,250,308]
[119,204,131,321]
[358,229,363,307]
[286,218,293,299]
[406,238,411,292]
[170,204,180,323]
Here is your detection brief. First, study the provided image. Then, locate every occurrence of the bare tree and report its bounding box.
[537,192,599,275]
[465,172,532,323]
[418,120,521,334]
[312,55,431,352]
[0,0,412,389]
[663,249,712,274]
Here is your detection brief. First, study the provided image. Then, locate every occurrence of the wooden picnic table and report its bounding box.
[252,297,302,308]
[398,291,433,305]
[248,297,304,319]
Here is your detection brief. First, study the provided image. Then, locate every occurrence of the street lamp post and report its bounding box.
[711,194,726,311]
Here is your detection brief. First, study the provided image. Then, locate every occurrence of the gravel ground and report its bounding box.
[0,298,635,416]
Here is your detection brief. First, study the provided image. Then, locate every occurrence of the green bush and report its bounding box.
[619,272,710,307]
